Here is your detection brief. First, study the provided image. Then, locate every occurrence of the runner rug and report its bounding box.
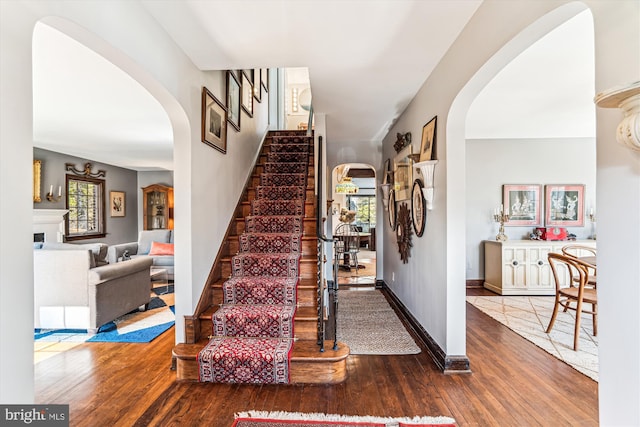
[198,338,292,384]
[466,295,598,381]
[232,411,456,427]
[199,133,310,384]
[337,289,420,355]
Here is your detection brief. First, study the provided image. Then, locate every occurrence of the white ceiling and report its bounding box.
[32,2,594,171]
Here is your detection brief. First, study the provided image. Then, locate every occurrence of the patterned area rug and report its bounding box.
[466,295,598,381]
[34,290,174,350]
[337,289,420,355]
[199,133,310,384]
[232,411,456,427]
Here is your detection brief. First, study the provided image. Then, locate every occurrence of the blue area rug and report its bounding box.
[35,297,175,344]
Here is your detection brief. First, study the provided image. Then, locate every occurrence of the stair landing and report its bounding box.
[173,339,349,384]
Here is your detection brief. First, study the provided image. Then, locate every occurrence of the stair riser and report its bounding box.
[221,261,318,279]
[246,188,315,201]
[196,313,318,342]
[228,239,317,256]
[250,175,315,188]
[212,286,318,307]
[174,351,347,384]
[241,203,315,218]
[234,220,316,236]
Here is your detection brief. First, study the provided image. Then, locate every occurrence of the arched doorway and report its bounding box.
[331,163,377,286]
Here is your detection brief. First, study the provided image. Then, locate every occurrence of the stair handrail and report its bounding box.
[306,104,314,137]
[315,136,339,352]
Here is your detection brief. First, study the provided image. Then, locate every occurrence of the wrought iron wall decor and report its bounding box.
[396,202,413,263]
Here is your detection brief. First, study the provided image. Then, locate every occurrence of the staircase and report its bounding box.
[173,130,349,384]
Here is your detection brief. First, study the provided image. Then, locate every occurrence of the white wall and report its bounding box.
[382,0,639,424]
[465,137,596,279]
[0,1,267,403]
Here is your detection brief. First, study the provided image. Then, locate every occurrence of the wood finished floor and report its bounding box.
[35,287,598,426]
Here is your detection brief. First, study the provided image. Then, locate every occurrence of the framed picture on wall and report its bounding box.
[393,144,413,201]
[502,184,542,226]
[261,68,269,92]
[253,68,262,103]
[419,116,437,162]
[226,71,241,132]
[545,184,585,227]
[241,71,253,117]
[201,86,227,154]
[110,191,125,217]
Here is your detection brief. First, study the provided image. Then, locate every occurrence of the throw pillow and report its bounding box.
[149,241,174,256]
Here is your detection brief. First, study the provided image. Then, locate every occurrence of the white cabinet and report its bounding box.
[484,240,596,295]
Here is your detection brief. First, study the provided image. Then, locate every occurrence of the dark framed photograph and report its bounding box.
[201,86,227,154]
[241,71,253,117]
[226,71,241,132]
[545,184,585,227]
[388,189,397,231]
[261,68,269,92]
[393,144,412,201]
[253,68,262,103]
[419,116,437,162]
[411,179,426,237]
[110,191,125,217]
[502,184,542,226]
[382,158,392,185]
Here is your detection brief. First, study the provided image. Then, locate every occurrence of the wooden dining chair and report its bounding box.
[561,244,597,288]
[546,252,598,351]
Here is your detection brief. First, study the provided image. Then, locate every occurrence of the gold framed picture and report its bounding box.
[110,191,126,217]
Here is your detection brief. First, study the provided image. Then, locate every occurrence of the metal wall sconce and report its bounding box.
[46,184,62,202]
[413,160,438,210]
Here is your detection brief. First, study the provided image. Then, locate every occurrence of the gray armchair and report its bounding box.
[108,229,174,280]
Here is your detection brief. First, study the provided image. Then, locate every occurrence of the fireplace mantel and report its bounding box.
[33,209,69,243]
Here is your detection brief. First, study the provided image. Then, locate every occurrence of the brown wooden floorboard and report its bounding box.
[35,288,598,426]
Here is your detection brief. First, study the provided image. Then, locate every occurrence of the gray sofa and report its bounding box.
[34,242,153,333]
[108,229,174,280]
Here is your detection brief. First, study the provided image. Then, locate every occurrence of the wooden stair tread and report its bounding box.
[199,305,317,321]
[211,278,317,289]
[173,340,349,362]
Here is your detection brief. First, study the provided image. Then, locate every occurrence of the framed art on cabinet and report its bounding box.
[110,191,125,217]
[393,144,413,201]
[419,116,437,162]
[502,184,542,226]
[227,71,241,132]
[411,179,426,237]
[545,184,585,227]
[201,87,227,154]
[388,189,397,231]
[241,71,253,117]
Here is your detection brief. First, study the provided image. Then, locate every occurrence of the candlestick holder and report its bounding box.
[588,212,596,239]
[493,211,510,241]
[46,192,62,202]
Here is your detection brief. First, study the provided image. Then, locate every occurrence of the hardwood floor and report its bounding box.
[35,288,598,426]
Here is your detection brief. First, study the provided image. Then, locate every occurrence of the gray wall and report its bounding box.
[465,137,596,280]
[33,147,139,245]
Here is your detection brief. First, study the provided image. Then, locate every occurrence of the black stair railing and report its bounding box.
[315,135,338,352]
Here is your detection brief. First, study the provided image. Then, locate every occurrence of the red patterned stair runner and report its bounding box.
[198,135,310,384]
